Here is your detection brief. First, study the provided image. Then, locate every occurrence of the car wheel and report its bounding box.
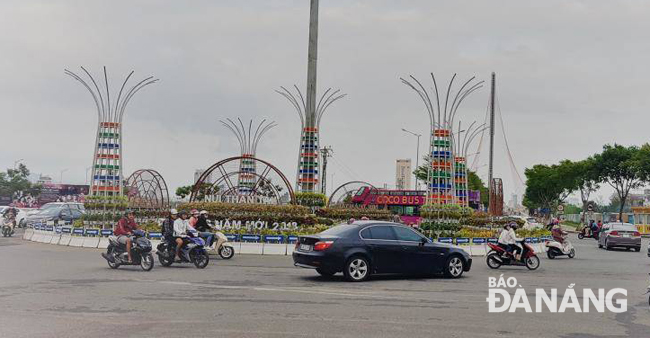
[598,242,602,248]
[634,247,641,252]
[343,256,370,282]
[444,256,465,278]
[316,268,336,277]
[605,239,611,251]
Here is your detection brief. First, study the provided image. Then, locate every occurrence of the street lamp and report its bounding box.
[401,128,422,190]
[60,169,69,184]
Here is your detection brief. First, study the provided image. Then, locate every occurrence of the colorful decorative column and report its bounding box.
[430,129,454,205]
[454,156,468,207]
[91,122,123,196]
[297,127,319,192]
[238,153,256,193]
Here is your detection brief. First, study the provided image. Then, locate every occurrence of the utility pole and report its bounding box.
[488,72,496,213]
[320,146,333,194]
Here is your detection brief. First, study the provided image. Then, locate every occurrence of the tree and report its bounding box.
[557,158,599,223]
[523,163,574,216]
[592,144,643,221]
[0,163,41,200]
[175,183,220,201]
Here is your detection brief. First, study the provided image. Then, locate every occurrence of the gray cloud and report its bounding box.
[2,0,649,201]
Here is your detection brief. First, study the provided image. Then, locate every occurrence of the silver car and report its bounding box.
[598,222,641,252]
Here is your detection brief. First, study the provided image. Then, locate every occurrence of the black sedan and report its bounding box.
[292,221,472,282]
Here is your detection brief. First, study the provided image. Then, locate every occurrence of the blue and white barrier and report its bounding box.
[21,225,551,257]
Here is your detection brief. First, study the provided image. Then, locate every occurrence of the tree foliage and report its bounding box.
[592,144,644,221]
[0,163,41,198]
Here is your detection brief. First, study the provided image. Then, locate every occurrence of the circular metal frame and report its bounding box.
[125,169,170,210]
[191,156,295,204]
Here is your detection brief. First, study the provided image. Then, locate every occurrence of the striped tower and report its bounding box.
[431,129,454,205]
[401,73,484,212]
[65,66,158,197]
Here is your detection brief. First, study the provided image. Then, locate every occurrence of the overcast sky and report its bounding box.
[2,0,649,202]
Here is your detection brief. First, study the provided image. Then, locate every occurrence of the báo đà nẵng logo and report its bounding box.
[486,274,627,313]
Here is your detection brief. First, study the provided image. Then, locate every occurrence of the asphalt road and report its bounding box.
[1,232,650,338]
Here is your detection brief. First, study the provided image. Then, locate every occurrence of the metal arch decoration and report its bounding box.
[65,66,158,197]
[327,181,376,208]
[220,118,277,192]
[400,73,483,207]
[191,156,295,205]
[276,85,346,193]
[125,169,170,210]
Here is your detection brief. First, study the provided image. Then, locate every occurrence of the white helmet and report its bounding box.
[170,209,178,215]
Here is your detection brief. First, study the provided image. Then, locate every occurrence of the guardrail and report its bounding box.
[22,222,552,256]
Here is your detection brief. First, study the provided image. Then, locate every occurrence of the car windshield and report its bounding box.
[612,224,636,231]
[320,224,357,236]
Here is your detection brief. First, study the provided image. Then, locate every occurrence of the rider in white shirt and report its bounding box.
[173,211,195,260]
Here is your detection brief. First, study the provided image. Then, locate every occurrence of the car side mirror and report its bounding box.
[420,237,428,245]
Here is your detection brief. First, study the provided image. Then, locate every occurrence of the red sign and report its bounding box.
[374,195,425,206]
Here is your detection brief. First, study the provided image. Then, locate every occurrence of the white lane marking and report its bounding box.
[134,278,488,303]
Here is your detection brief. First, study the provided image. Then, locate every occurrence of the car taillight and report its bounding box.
[313,241,334,251]
[610,231,619,236]
[295,241,300,250]
[633,231,641,237]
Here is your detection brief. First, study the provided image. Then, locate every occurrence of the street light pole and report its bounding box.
[402,128,421,190]
[60,169,69,184]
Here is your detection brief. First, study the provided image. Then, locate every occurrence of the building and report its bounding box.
[194,169,214,184]
[395,159,412,190]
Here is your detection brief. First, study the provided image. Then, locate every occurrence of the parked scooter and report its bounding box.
[486,240,540,270]
[157,234,210,269]
[213,231,235,259]
[546,230,576,259]
[101,230,154,271]
[578,227,599,240]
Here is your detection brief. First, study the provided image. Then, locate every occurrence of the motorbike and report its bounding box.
[213,231,235,259]
[546,232,575,259]
[101,230,154,271]
[577,227,599,240]
[486,240,540,270]
[157,234,210,269]
[2,218,15,237]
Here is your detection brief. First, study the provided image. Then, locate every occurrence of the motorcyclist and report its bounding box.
[507,222,524,261]
[498,223,513,254]
[590,219,599,237]
[162,209,178,244]
[189,209,199,227]
[112,211,139,263]
[551,223,566,245]
[194,210,214,248]
[173,210,194,260]
[2,207,18,234]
